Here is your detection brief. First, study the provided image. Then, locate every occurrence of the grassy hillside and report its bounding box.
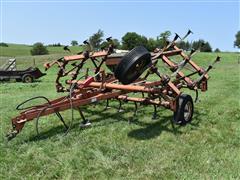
[0,52,239,179]
[0,43,83,57]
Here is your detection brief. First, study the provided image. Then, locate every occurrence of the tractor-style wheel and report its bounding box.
[114,46,151,85]
[173,94,194,125]
[22,74,34,83]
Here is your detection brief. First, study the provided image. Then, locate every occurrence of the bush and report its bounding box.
[0,42,8,47]
[31,42,48,55]
[214,48,221,52]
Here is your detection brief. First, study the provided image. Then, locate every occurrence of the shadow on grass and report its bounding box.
[127,115,179,140]
[25,101,206,142]
[127,108,206,140]
[26,122,80,143]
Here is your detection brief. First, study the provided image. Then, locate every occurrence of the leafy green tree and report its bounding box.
[0,42,8,47]
[146,38,157,51]
[112,39,121,49]
[71,40,78,46]
[214,48,221,52]
[234,31,240,48]
[100,41,108,50]
[192,39,212,52]
[121,32,148,50]
[191,39,204,50]
[89,29,104,50]
[173,41,191,51]
[177,41,186,50]
[201,42,212,52]
[156,31,171,48]
[30,42,48,55]
[185,41,191,51]
[100,38,120,50]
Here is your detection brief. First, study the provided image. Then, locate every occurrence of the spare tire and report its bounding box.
[114,46,151,84]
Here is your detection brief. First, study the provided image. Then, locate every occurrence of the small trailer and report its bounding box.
[0,59,46,83]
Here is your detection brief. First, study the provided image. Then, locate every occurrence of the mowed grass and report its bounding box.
[0,43,83,57]
[0,51,239,179]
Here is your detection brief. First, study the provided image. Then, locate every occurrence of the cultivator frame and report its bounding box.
[7,31,220,140]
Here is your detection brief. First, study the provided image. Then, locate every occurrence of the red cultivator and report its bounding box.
[6,31,220,140]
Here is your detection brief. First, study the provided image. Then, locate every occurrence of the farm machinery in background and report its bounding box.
[0,58,46,83]
[6,30,220,140]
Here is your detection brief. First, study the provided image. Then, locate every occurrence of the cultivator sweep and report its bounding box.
[7,31,220,140]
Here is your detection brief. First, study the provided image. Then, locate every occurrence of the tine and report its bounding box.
[83,40,89,45]
[190,49,196,56]
[215,56,221,63]
[188,29,193,34]
[118,100,124,112]
[134,102,138,116]
[152,105,158,120]
[182,29,193,41]
[171,47,197,77]
[106,37,112,42]
[173,33,180,41]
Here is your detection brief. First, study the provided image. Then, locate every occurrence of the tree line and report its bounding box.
[71,29,214,52]
[1,30,240,55]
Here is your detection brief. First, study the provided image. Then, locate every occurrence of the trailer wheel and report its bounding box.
[114,46,151,84]
[173,94,194,125]
[22,74,34,83]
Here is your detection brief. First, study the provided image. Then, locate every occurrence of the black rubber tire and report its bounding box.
[22,74,34,83]
[173,94,194,125]
[114,46,151,84]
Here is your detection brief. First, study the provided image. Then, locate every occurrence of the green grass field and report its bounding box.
[0,43,83,57]
[0,47,240,179]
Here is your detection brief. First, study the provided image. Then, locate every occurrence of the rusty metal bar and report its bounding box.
[64,51,108,61]
[11,91,124,133]
[117,95,170,107]
[70,80,181,95]
[173,45,209,79]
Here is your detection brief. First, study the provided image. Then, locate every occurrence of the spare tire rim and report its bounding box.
[184,101,192,121]
[135,60,146,72]
[125,60,147,82]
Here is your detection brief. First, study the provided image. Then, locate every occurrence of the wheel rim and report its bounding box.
[135,60,146,72]
[25,76,32,83]
[125,59,148,82]
[114,46,151,84]
[184,101,192,121]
